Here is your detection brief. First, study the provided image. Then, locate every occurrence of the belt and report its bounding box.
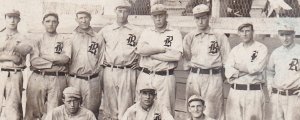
[0,68,23,72]
[33,70,67,76]
[69,73,99,80]
[104,64,133,69]
[190,67,221,74]
[230,83,263,90]
[272,88,299,96]
[139,67,174,76]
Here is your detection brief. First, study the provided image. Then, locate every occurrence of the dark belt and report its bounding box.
[103,64,133,69]
[190,67,221,74]
[69,73,99,80]
[33,70,67,76]
[139,67,174,76]
[0,68,23,72]
[231,83,263,90]
[272,88,299,96]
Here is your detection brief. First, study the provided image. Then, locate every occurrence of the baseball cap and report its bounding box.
[151,4,167,15]
[188,95,204,104]
[192,4,209,17]
[115,0,131,9]
[76,8,91,17]
[5,9,20,17]
[63,87,81,98]
[278,24,295,35]
[140,84,156,95]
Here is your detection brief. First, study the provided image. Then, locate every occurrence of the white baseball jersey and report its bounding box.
[183,28,230,70]
[136,25,183,71]
[121,101,174,120]
[45,105,97,120]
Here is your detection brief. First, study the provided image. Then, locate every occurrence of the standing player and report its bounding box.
[98,1,140,119]
[225,23,268,120]
[0,9,32,120]
[24,12,70,120]
[68,9,104,118]
[135,4,183,116]
[183,4,230,120]
[267,25,300,120]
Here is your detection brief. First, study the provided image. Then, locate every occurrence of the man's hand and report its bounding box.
[267,85,272,98]
[11,55,21,65]
[14,44,32,56]
[129,60,139,70]
[41,54,55,62]
[293,90,300,97]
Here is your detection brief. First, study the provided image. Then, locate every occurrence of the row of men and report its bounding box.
[0,1,299,120]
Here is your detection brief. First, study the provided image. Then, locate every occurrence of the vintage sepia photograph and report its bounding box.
[0,0,300,120]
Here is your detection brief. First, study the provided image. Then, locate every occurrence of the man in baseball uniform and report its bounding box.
[68,9,104,118]
[98,1,140,119]
[225,23,268,120]
[187,95,215,120]
[121,85,174,120]
[45,87,97,120]
[0,9,32,120]
[24,12,70,120]
[135,4,183,116]
[183,4,230,120]
[267,25,300,120]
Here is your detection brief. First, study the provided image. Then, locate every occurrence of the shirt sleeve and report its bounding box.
[267,51,276,86]
[219,34,231,65]
[246,44,268,74]
[182,32,193,70]
[62,35,72,59]
[225,48,239,80]
[161,104,175,120]
[30,38,53,69]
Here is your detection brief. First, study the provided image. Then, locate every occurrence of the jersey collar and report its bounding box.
[74,26,95,37]
[111,22,133,30]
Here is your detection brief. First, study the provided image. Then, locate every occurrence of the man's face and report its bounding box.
[76,13,91,30]
[194,15,209,30]
[5,15,20,30]
[238,26,254,43]
[43,16,59,33]
[115,7,129,24]
[188,101,205,118]
[278,32,295,48]
[140,91,155,108]
[151,13,168,29]
[63,96,81,115]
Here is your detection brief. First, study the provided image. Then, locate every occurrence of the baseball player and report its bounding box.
[68,9,104,118]
[45,87,97,120]
[24,12,70,120]
[121,85,174,120]
[0,9,32,120]
[135,4,183,116]
[97,1,141,119]
[187,95,215,120]
[224,23,268,120]
[183,4,230,120]
[267,25,300,120]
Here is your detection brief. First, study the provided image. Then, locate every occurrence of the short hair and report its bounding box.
[76,12,91,19]
[238,23,254,31]
[43,13,59,22]
[188,99,205,107]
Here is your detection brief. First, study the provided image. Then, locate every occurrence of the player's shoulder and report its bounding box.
[81,107,95,115]
[254,41,268,50]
